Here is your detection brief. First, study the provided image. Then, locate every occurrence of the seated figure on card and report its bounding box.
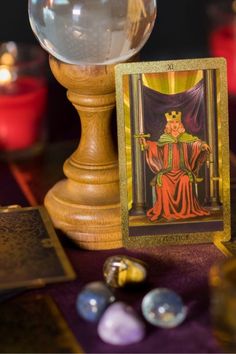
[139,111,210,222]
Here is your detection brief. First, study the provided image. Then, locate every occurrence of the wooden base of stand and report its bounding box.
[45,57,122,250]
[45,179,121,250]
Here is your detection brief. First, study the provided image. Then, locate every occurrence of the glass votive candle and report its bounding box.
[207,0,236,160]
[209,257,236,353]
[207,0,236,96]
[0,41,48,158]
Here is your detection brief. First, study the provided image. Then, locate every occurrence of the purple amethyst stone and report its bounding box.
[97,302,145,345]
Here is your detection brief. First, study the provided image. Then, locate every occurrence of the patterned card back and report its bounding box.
[0,206,75,291]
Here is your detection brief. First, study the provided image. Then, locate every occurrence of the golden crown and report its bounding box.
[165,111,182,122]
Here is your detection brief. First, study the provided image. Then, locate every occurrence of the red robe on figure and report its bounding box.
[145,131,210,222]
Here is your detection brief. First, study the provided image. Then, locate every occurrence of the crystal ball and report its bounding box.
[28,0,157,65]
[76,281,115,322]
[141,288,187,328]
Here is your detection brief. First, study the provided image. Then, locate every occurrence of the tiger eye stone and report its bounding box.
[103,255,147,288]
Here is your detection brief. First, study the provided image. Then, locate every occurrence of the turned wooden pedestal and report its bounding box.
[44,57,122,250]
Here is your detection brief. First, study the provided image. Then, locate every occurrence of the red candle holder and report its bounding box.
[209,24,236,95]
[0,42,48,158]
[207,0,236,162]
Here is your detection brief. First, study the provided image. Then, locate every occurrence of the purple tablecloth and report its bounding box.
[1,145,233,353]
[29,239,225,353]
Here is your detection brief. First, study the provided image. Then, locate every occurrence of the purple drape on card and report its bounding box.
[142,80,206,141]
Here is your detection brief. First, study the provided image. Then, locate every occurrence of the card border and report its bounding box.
[115,58,231,248]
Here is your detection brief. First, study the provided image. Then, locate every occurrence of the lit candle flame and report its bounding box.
[0,52,15,66]
[0,66,13,85]
[0,51,16,85]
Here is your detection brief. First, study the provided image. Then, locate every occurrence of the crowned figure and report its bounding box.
[139,111,211,221]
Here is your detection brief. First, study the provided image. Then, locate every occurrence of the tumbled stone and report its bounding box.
[76,281,115,322]
[103,255,147,288]
[98,302,145,345]
[141,288,187,328]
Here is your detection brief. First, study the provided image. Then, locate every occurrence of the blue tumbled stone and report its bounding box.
[76,281,115,322]
[141,288,187,328]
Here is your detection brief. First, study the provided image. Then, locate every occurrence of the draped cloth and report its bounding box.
[143,79,205,140]
[145,133,210,222]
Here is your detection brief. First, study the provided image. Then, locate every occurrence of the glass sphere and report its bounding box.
[76,281,115,322]
[28,0,157,65]
[141,288,187,328]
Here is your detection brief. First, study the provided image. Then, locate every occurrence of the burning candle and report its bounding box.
[207,0,236,156]
[209,24,236,95]
[208,0,236,96]
[0,42,48,154]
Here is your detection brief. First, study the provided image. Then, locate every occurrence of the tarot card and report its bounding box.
[0,206,75,291]
[116,58,230,247]
[0,294,83,353]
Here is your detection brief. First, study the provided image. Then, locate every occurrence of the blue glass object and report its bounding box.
[76,281,115,322]
[141,288,187,328]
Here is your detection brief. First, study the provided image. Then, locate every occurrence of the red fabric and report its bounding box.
[146,141,209,221]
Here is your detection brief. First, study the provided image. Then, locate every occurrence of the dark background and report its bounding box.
[1,0,234,147]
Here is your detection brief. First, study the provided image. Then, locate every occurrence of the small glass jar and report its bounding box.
[209,257,236,353]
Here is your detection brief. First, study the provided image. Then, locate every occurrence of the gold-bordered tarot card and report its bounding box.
[0,206,75,291]
[115,58,231,248]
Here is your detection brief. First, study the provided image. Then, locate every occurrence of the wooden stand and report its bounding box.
[44,57,122,250]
